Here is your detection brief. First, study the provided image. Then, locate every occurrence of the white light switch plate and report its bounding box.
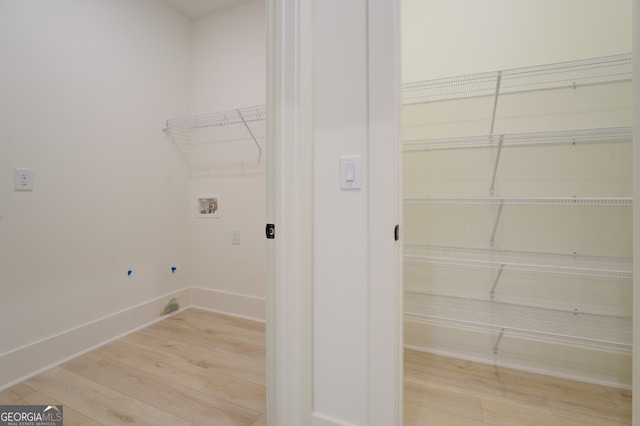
[340,155,362,190]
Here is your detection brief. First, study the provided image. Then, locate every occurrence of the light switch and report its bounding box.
[346,164,355,182]
[340,155,362,190]
[232,229,240,245]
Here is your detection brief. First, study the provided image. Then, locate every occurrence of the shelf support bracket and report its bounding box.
[237,108,263,160]
[489,134,504,195]
[489,200,505,247]
[493,328,505,355]
[489,264,504,300]
[163,126,192,174]
[489,71,503,141]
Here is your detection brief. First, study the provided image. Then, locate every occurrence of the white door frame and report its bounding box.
[367,1,403,424]
[266,0,313,424]
[632,1,639,424]
[266,0,402,424]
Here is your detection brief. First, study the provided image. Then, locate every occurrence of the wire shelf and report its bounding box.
[404,292,632,352]
[164,105,266,130]
[404,196,632,206]
[403,53,632,105]
[163,105,266,175]
[402,53,633,359]
[404,244,632,279]
[403,126,632,152]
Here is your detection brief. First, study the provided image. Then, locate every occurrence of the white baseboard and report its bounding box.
[191,286,265,322]
[0,286,265,391]
[312,412,359,426]
[0,288,191,391]
[4,289,626,397]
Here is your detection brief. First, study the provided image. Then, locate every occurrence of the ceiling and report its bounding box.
[162,0,255,20]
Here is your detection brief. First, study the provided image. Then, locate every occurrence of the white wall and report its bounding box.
[189,1,267,320]
[191,0,266,114]
[0,0,268,390]
[0,0,192,387]
[403,0,632,82]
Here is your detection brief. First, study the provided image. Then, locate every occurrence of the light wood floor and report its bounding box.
[0,309,267,425]
[0,308,631,425]
[404,349,631,425]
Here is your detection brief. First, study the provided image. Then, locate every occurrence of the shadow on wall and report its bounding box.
[162,298,180,315]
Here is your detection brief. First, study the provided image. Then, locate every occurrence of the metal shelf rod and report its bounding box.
[237,108,262,159]
[403,53,631,105]
[493,328,505,354]
[404,196,632,206]
[165,105,266,130]
[489,135,504,196]
[404,292,632,352]
[489,201,504,247]
[403,126,632,152]
[488,71,502,139]
[404,244,632,279]
[489,266,504,300]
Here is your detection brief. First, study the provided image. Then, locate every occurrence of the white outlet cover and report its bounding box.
[14,168,33,191]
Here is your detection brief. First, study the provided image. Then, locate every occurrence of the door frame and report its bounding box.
[266,0,403,424]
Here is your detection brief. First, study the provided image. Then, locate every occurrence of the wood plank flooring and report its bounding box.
[0,309,267,426]
[0,308,631,425]
[404,349,632,425]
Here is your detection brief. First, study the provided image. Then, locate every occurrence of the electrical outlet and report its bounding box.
[232,229,240,245]
[14,168,33,191]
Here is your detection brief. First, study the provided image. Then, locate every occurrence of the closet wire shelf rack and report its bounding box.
[402,53,632,105]
[403,126,632,152]
[404,244,632,279]
[403,196,632,206]
[402,53,633,357]
[404,292,632,353]
[163,104,266,175]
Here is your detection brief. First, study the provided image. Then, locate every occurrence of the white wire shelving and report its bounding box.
[404,196,632,206]
[403,53,632,105]
[404,244,632,279]
[163,104,266,175]
[404,292,632,353]
[402,54,633,358]
[403,126,632,152]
